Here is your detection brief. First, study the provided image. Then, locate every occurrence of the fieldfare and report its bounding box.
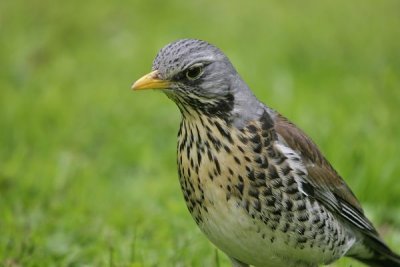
[132,39,400,267]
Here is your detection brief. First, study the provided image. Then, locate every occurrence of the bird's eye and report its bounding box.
[185,65,204,80]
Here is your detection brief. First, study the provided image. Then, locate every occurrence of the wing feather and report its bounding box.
[273,114,378,234]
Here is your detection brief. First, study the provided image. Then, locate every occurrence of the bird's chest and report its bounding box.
[176,117,297,265]
[177,116,242,225]
[176,116,354,266]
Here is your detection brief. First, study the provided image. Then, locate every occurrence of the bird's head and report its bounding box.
[132,39,261,122]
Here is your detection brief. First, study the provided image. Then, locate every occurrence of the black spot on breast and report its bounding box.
[197,151,202,165]
[281,223,290,233]
[248,187,259,198]
[255,156,263,164]
[247,124,258,133]
[297,214,309,222]
[250,134,261,144]
[186,146,190,160]
[311,231,318,240]
[286,176,296,187]
[239,135,248,145]
[266,197,276,207]
[223,145,231,153]
[271,208,282,217]
[203,206,208,213]
[206,132,221,152]
[190,158,194,168]
[256,172,266,180]
[318,219,326,230]
[272,179,283,189]
[297,236,307,244]
[214,159,221,175]
[285,200,293,211]
[268,149,277,158]
[236,182,244,195]
[253,143,262,154]
[268,165,280,180]
[297,202,306,211]
[259,157,269,169]
[208,172,214,181]
[253,199,261,212]
[260,111,274,131]
[214,120,233,144]
[276,155,287,165]
[286,186,298,195]
[247,169,255,181]
[207,149,213,161]
[252,179,265,188]
[285,212,294,223]
[270,223,278,231]
[262,186,272,197]
[298,226,306,236]
[281,165,292,176]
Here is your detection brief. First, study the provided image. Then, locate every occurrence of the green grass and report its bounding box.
[1,0,400,266]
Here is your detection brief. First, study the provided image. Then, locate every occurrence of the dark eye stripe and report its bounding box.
[172,62,210,82]
[172,72,185,81]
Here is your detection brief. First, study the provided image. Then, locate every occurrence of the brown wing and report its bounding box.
[273,113,400,264]
[274,114,377,232]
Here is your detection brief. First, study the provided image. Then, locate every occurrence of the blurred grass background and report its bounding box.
[1,0,399,266]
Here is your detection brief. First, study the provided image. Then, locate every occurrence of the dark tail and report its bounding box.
[354,234,400,267]
[358,256,400,267]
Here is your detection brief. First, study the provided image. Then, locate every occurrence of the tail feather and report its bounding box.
[358,255,400,267]
[354,234,400,267]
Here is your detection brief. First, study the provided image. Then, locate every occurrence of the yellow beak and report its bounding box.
[131,70,171,90]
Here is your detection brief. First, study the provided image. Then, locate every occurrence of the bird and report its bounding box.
[131,39,400,267]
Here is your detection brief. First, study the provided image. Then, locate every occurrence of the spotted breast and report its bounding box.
[177,109,355,267]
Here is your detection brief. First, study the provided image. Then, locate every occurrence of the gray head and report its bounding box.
[132,39,262,122]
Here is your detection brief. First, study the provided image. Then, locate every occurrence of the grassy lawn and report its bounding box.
[1,0,399,266]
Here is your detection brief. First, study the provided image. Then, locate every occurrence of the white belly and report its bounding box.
[199,193,293,267]
[195,181,354,267]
